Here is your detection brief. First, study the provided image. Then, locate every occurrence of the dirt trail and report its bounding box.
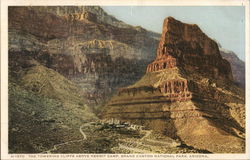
[116,128,180,153]
[118,144,154,154]
[41,123,89,153]
[141,130,152,140]
[41,122,178,154]
[116,129,153,153]
[79,124,87,140]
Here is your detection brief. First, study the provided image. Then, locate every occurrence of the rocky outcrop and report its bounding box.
[27,6,133,29]
[147,54,176,72]
[145,46,192,102]
[158,79,192,101]
[64,11,98,22]
[103,17,245,153]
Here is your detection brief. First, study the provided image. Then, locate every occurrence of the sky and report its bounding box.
[102,6,245,61]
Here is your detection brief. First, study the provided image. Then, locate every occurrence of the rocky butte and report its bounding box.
[103,17,245,153]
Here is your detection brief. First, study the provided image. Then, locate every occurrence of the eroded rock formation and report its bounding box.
[145,47,192,102]
[146,54,176,72]
[65,11,97,22]
[159,79,192,101]
[138,19,194,102]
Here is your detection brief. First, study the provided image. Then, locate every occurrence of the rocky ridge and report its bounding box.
[28,6,133,28]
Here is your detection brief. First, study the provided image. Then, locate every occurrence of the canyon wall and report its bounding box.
[9,6,160,105]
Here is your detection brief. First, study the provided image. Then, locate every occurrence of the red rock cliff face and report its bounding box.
[159,17,233,81]
[103,16,245,153]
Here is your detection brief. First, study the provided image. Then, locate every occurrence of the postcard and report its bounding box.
[1,0,249,159]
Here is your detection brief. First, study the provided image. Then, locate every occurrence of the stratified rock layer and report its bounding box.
[147,54,176,72]
[145,45,192,102]
[8,6,159,105]
[103,17,245,153]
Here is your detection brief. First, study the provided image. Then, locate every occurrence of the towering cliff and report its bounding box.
[103,17,245,153]
[158,17,233,81]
